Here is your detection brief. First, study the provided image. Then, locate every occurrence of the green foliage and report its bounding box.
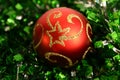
[13,54,24,62]
[94,40,103,48]
[15,3,23,10]
[0,0,120,80]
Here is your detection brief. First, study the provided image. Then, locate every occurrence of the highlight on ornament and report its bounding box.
[33,7,92,68]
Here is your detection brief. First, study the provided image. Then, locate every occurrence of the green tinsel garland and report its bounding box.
[0,0,120,80]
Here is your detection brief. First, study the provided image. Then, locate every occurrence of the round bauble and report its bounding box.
[33,7,92,68]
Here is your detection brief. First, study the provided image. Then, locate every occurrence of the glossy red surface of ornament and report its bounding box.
[33,7,92,68]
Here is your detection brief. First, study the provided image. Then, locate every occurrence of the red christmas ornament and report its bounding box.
[33,7,92,68]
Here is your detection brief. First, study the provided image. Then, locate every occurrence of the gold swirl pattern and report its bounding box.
[46,11,83,47]
[33,24,44,49]
[45,52,74,68]
[82,47,91,59]
[47,11,62,29]
[66,14,83,40]
[86,23,92,42]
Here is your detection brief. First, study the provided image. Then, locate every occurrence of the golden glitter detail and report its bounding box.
[45,52,73,68]
[82,47,91,59]
[46,21,70,47]
[66,14,83,40]
[86,23,92,42]
[34,24,44,49]
[54,12,62,18]
[47,11,62,29]
[47,11,84,47]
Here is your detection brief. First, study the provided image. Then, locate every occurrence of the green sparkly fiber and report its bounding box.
[0,0,120,80]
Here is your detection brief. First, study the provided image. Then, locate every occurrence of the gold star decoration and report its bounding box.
[46,21,70,47]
